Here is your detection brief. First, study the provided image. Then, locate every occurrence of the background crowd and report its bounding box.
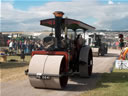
[8,38,43,55]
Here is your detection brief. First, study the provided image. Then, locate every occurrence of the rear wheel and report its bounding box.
[101,52,104,56]
[88,55,93,76]
[79,50,93,77]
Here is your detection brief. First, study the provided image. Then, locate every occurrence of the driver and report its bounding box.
[43,33,55,50]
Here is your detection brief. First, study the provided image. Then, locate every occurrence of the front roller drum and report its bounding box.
[28,55,68,89]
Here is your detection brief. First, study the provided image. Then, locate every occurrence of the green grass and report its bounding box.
[7,55,31,62]
[81,69,128,96]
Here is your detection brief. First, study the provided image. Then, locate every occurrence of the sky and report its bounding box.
[1,0,128,32]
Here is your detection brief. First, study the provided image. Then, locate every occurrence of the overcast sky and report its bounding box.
[1,0,128,32]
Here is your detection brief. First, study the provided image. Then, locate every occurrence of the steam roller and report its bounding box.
[25,11,95,89]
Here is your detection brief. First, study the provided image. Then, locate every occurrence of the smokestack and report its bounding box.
[53,11,64,48]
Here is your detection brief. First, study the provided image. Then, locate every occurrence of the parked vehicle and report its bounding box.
[85,33,108,56]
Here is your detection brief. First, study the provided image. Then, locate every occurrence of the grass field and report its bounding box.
[0,56,31,82]
[81,69,128,96]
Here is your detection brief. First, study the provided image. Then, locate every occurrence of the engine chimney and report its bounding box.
[53,11,64,48]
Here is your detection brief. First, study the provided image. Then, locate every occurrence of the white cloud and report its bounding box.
[1,0,128,31]
[94,4,128,30]
[108,0,114,5]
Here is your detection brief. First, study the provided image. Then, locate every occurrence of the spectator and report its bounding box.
[9,40,13,55]
[7,37,45,55]
[21,49,25,61]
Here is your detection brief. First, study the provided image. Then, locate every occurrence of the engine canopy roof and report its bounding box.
[40,18,95,31]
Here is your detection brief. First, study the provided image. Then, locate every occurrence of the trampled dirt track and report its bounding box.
[0,49,120,96]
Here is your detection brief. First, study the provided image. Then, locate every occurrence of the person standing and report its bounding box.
[9,40,13,55]
[20,49,25,62]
